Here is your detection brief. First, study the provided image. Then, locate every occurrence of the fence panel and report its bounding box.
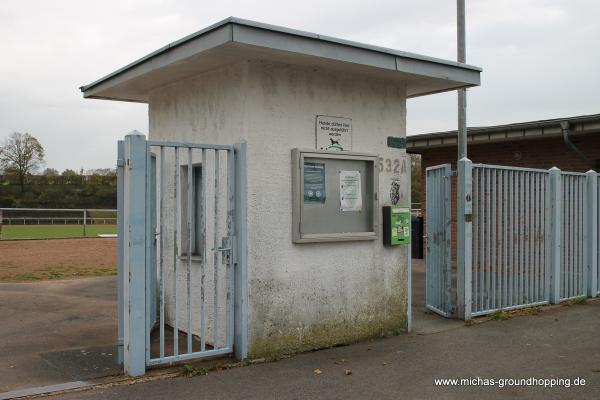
[471,165,550,316]
[597,174,600,295]
[425,164,453,317]
[145,141,236,367]
[560,173,587,300]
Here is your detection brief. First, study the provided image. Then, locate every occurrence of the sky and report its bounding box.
[0,0,598,172]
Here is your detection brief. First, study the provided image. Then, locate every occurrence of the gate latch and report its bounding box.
[213,236,234,265]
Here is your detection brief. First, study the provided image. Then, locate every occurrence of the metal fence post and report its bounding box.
[586,170,598,297]
[234,140,248,359]
[549,167,562,304]
[83,209,87,237]
[457,157,473,320]
[117,141,125,365]
[123,132,147,376]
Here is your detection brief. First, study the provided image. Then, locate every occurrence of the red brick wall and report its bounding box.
[415,135,600,259]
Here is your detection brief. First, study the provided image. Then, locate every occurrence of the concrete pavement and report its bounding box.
[0,277,119,393]
[40,261,600,400]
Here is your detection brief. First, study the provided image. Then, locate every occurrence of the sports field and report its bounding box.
[0,224,117,240]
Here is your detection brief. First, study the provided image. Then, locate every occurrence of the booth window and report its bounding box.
[181,165,203,256]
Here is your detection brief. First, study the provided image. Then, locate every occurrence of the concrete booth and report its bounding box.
[81,18,480,374]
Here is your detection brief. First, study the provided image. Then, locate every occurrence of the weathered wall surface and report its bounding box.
[149,60,411,357]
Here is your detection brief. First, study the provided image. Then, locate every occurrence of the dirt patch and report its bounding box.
[0,238,117,282]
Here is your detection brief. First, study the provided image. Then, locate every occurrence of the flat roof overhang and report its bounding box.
[80,17,481,103]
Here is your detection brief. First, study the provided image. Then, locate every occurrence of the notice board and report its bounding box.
[291,149,379,243]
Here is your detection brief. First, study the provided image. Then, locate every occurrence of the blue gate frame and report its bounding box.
[117,132,248,376]
[425,163,453,317]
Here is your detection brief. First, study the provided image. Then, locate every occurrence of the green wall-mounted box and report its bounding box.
[382,206,411,246]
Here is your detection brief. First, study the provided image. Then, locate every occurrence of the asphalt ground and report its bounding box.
[39,261,600,400]
[0,277,119,393]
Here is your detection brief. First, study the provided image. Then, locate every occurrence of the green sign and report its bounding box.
[387,136,406,149]
[383,205,411,246]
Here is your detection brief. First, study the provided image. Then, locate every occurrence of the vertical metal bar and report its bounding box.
[543,173,550,301]
[444,165,452,314]
[549,168,562,304]
[491,169,496,309]
[428,169,434,311]
[562,176,567,299]
[530,173,536,302]
[575,177,580,296]
[200,149,207,352]
[586,171,598,297]
[457,0,467,160]
[519,172,525,305]
[159,146,165,358]
[439,168,443,311]
[457,158,472,320]
[123,132,147,377]
[435,169,440,310]
[234,140,248,359]
[480,168,485,309]
[427,169,432,308]
[144,144,152,363]
[173,147,180,356]
[486,168,491,311]
[187,148,193,354]
[580,178,586,296]
[226,149,235,348]
[533,172,541,302]
[432,170,438,310]
[524,172,530,304]
[576,177,580,296]
[431,170,437,309]
[473,168,479,312]
[436,169,441,310]
[508,170,513,306]
[569,176,574,298]
[83,209,87,237]
[437,169,441,311]
[213,150,220,347]
[536,174,541,302]
[116,140,125,365]
[497,169,503,308]
[503,170,508,307]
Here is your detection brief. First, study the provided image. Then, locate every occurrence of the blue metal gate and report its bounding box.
[425,164,453,317]
[118,132,248,376]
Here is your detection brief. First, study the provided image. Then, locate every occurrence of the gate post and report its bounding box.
[457,157,472,320]
[123,132,147,376]
[117,140,125,365]
[234,140,249,359]
[549,167,562,304]
[586,170,598,297]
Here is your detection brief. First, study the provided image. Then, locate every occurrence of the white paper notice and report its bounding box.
[339,170,362,212]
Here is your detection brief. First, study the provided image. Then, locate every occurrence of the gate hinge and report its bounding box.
[117,158,125,167]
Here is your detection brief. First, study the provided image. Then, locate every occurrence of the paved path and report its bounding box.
[0,277,119,393]
[42,261,600,400]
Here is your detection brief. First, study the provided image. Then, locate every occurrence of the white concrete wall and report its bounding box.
[149,60,411,357]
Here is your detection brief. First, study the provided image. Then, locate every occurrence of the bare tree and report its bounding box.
[0,132,45,192]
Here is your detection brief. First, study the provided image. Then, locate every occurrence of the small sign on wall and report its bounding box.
[316,115,352,152]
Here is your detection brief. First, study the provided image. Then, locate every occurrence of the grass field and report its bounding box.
[0,224,117,240]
